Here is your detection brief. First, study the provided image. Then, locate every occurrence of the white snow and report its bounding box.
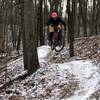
[37,45,51,60]
[37,46,100,100]
[0,45,100,100]
[55,61,99,100]
[37,45,51,67]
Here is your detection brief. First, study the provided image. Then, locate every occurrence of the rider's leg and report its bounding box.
[48,25,54,45]
[58,30,62,41]
[48,32,54,45]
[48,32,53,41]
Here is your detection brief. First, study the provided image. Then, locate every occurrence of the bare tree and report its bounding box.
[67,0,75,57]
[24,0,40,75]
[78,0,87,37]
[37,0,44,46]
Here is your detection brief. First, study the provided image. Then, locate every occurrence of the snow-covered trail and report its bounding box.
[38,46,100,100]
[1,45,99,100]
[56,61,100,100]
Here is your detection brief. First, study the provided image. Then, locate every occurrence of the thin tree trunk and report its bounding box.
[20,0,28,70]
[37,0,44,46]
[67,0,75,57]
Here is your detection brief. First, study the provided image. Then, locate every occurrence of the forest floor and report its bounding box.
[0,35,100,100]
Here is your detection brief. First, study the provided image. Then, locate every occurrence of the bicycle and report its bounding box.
[50,25,65,52]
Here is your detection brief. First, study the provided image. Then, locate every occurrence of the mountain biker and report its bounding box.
[47,11,66,45]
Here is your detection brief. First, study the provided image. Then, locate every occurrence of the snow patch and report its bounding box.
[55,60,100,100]
[37,45,51,60]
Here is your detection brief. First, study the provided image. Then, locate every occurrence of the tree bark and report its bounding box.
[67,0,75,57]
[24,0,40,75]
[37,0,44,46]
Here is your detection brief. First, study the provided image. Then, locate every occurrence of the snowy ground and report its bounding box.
[0,45,100,100]
[37,46,100,100]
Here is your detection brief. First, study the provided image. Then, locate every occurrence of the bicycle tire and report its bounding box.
[54,35,65,52]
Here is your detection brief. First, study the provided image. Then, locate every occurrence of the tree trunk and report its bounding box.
[24,0,40,75]
[78,0,87,37]
[90,0,96,36]
[37,0,44,46]
[67,0,75,57]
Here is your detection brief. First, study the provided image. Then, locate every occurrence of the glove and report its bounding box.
[50,24,53,26]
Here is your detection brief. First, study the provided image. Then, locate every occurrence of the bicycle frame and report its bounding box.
[49,25,65,52]
[52,26,61,44]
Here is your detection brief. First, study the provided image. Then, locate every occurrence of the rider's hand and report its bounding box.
[50,24,53,26]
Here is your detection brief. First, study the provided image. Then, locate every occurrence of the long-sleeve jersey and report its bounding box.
[47,17,66,27]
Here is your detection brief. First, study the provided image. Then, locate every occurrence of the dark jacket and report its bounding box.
[47,17,66,27]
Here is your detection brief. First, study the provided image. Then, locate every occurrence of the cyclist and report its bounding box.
[47,11,66,45]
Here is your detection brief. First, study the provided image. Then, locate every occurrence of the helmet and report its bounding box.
[51,12,58,18]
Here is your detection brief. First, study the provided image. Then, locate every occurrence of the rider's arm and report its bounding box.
[47,18,52,26]
[59,18,66,29]
[47,18,54,32]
